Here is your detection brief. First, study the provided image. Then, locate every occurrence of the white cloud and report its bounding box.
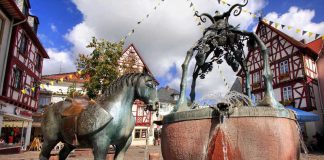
[42,48,76,75]
[64,0,266,98]
[50,23,57,32]
[264,6,324,43]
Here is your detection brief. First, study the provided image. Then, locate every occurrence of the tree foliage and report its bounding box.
[76,37,124,98]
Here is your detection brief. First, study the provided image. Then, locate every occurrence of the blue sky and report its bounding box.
[29,0,324,97]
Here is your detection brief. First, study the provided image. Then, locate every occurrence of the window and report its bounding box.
[283,86,293,101]
[173,94,179,101]
[134,129,147,139]
[35,54,42,71]
[0,15,5,45]
[253,72,260,83]
[279,60,289,74]
[13,68,22,89]
[18,34,28,54]
[38,96,51,107]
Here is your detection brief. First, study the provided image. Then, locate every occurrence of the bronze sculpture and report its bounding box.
[40,73,159,160]
[174,0,284,112]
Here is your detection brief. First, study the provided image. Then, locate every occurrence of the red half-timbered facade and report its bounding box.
[239,20,321,112]
[1,0,49,112]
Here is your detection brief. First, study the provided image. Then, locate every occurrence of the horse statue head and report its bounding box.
[104,73,159,111]
[133,73,159,111]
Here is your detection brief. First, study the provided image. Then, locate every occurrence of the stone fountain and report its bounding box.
[160,0,300,159]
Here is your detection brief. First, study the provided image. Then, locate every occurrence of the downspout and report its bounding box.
[0,19,14,95]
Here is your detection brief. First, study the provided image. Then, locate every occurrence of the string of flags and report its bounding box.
[262,19,324,40]
[120,0,166,42]
[218,0,323,40]
[20,70,84,94]
[186,0,205,32]
[219,0,259,18]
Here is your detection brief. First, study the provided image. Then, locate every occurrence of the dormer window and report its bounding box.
[15,0,29,16]
[173,94,179,101]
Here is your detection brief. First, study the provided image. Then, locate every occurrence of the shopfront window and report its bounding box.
[134,129,147,139]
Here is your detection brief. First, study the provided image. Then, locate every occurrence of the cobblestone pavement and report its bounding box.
[0,146,323,160]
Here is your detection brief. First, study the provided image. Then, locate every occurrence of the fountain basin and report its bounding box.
[161,107,300,160]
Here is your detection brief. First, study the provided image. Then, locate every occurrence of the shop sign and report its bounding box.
[14,107,32,117]
[14,107,21,115]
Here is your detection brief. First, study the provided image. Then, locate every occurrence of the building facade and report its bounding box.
[238,20,324,141]
[0,0,48,150]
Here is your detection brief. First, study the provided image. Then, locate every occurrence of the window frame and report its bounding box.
[253,71,260,84]
[282,86,293,101]
[13,67,23,90]
[18,34,28,55]
[35,53,42,71]
[279,60,289,75]
[134,128,148,139]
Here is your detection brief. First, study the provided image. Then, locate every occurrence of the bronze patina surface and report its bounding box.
[40,73,159,160]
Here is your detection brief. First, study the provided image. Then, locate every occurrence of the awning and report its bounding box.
[286,106,320,122]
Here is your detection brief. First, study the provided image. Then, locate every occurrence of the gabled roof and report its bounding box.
[42,72,88,83]
[158,86,180,104]
[257,20,319,58]
[306,38,324,55]
[122,44,159,85]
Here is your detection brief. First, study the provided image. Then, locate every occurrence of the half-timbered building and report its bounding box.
[0,0,49,150]
[118,44,159,146]
[238,20,323,140]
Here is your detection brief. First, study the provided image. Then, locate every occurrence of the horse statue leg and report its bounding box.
[114,136,132,160]
[40,103,61,160]
[39,139,59,160]
[91,132,111,160]
[58,143,76,160]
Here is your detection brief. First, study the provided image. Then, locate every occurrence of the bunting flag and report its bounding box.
[308,32,313,38]
[119,0,166,42]
[296,29,301,33]
[269,21,273,26]
[263,18,323,40]
[274,23,279,28]
[31,87,35,92]
[77,70,82,75]
[21,89,26,94]
[281,24,285,29]
[322,35,324,40]
[40,84,45,89]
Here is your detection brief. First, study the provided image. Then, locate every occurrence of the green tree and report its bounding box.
[77,37,124,98]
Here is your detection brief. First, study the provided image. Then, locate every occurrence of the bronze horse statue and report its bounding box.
[40,73,159,160]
